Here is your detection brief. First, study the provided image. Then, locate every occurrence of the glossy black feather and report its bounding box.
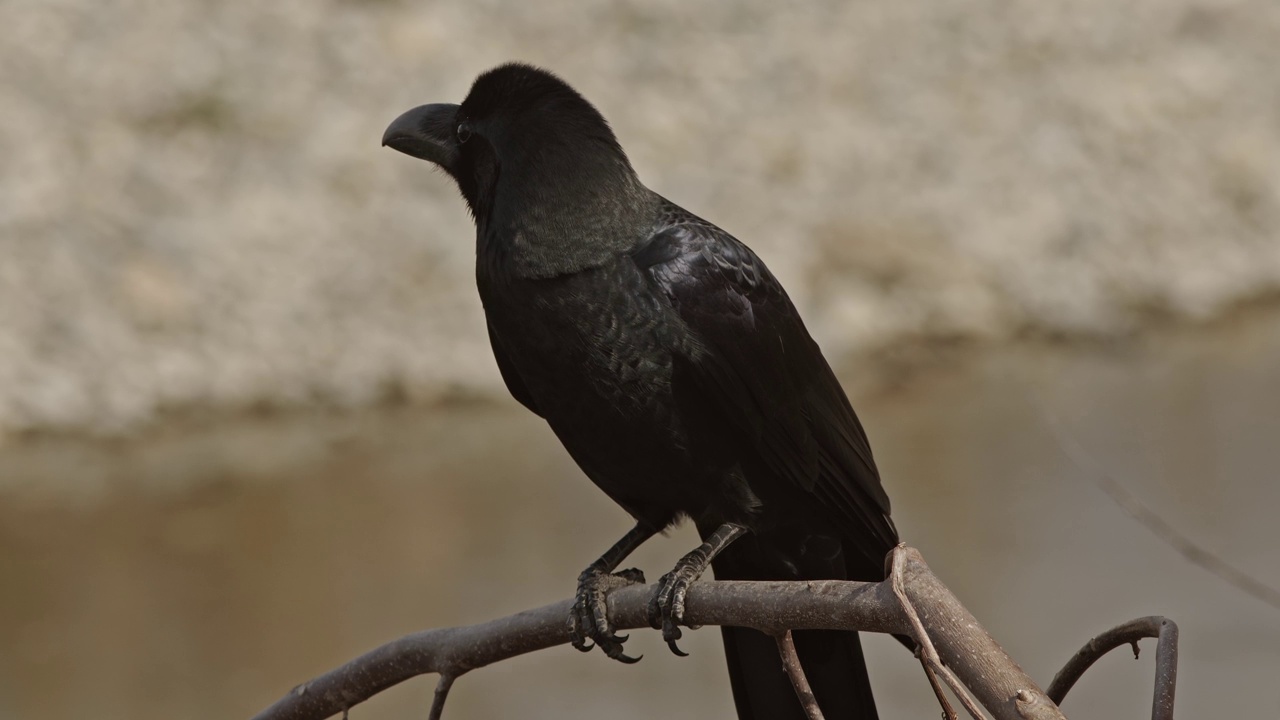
[487,319,541,417]
[636,203,896,567]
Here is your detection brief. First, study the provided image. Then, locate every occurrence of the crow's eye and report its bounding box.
[456,123,472,144]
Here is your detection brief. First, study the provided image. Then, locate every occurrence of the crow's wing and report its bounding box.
[487,319,542,417]
[634,209,896,562]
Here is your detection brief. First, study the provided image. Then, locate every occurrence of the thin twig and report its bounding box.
[920,659,958,720]
[1046,616,1178,720]
[427,674,455,720]
[1039,402,1280,612]
[890,546,988,720]
[774,630,825,720]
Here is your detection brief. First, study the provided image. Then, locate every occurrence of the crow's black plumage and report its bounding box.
[383,63,898,720]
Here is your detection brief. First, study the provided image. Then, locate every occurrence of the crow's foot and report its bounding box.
[570,566,646,663]
[646,552,711,657]
[647,523,747,656]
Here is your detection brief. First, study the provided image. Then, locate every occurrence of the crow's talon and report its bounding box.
[571,566,646,663]
[647,571,676,629]
[602,642,643,664]
[570,628,594,652]
[663,622,688,657]
[568,603,594,652]
[649,566,700,657]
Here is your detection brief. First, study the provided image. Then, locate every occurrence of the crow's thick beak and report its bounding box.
[382,103,461,172]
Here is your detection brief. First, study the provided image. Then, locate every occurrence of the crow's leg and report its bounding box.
[648,523,747,656]
[570,522,656,663]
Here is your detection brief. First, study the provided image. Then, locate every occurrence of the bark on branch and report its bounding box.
[251,547,1171,720]
[1047,616,1179,720]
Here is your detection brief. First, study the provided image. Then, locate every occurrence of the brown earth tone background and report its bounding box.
[2,1,1278,719]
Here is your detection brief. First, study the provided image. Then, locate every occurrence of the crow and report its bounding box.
[383,62,898,720]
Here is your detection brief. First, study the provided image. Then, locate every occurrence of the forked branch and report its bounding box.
[251,547,1174,720]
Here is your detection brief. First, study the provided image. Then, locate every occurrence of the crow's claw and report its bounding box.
[571,565,646,663]
[664,626,689,657]
[648,562,702,658]
[602,641,643,664]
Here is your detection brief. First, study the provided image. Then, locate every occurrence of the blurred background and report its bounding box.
[2,1,1278,718]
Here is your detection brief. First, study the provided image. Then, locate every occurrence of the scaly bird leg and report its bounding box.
[648,523,747,656]
[570,522,656,663]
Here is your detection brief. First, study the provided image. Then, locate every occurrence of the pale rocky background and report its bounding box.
[3,0,1278,435]
[2,2,1279,720]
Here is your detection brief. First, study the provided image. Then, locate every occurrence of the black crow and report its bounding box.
[383,62,898,720]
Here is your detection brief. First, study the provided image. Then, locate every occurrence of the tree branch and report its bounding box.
[774,630,825,720]
[251,547,1138,720]
[251,568,903,720]
[891,548,986,720]
[1046,616,1179,720]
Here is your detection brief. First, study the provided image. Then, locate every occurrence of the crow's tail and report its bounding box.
[719,624,878,720]
[708,530,881,720]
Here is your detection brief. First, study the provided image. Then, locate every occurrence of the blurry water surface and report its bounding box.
[2,305,1278,720]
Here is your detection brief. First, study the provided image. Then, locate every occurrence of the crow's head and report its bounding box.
[383,63,644,242]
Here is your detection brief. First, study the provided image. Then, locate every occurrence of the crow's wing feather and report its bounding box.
[635,212,896,559]
[487,319,542,417]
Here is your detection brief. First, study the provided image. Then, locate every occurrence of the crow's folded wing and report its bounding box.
[487,319,542,417]
[634,215,896,560]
